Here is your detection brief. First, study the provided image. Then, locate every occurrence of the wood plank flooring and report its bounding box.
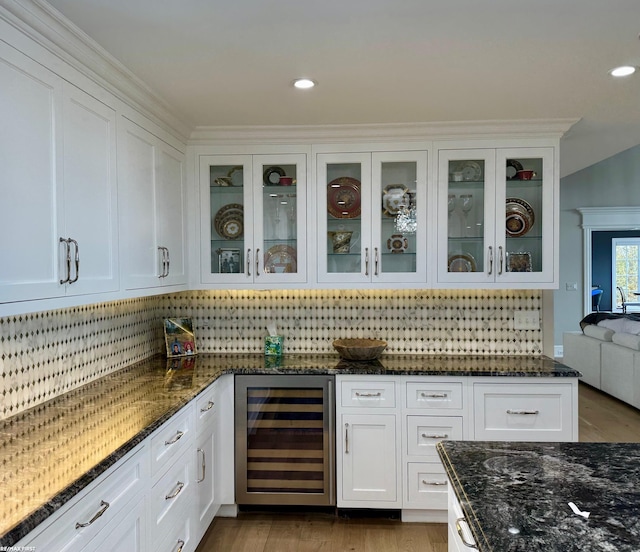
[197,382,640,552]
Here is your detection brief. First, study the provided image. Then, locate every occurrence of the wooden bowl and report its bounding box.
[332,338,387,361]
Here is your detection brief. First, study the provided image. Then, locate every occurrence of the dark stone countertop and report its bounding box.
[438,441,640,552]
[0,352,579,545]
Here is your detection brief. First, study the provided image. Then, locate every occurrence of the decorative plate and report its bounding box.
[327,177,361,218]
[382,184,409,216]
[214,203,244,239]
[451,161,482,182]
[263,166,285,186]
[506,159,524,180]
[505,197,535,237]
[448,253,477,272]
[387,233,408,253]
[507,251,532,272]
[264,245,297,274]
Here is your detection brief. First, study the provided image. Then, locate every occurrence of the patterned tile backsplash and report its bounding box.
[0,289,542,419]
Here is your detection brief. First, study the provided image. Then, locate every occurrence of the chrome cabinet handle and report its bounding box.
[175,540,185,552]
[60,237,70,284]
[507,409,539,415]
[200,400,214,412]
[68,238,79,283]
[422,479,448,486]
[421,392,448,398]
[364,247,369,276]
[75,500,110,529]
[498,246,503,275]
[158,246,168,278]
[355,392,381,398]
[164,430,184,445]
[345,423,349,454]
[422,433,449,439]
[165,481,185,500]
[246,249,251,277]
[197,447,206,483]
[256,248,260,276]
[374,247,379,276]
[488,246,493,275]
[165,247,170,276]
[455,517,478,549]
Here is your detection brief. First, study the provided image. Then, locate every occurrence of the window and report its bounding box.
[612,238,640,309]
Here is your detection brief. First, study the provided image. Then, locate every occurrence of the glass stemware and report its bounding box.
[459,194,473,236]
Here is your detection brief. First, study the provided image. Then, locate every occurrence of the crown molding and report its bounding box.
[0,0,191,141]
[189,118,580,145]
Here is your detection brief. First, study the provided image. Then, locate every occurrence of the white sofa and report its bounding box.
[563,315,640,409]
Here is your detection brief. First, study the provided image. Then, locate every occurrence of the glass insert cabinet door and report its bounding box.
[438,147,554,284]
[200,153,307,284]
[317,150,427,284]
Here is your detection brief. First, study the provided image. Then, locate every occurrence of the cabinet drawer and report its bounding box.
[340,380,396,408]
[473,383,573,441]
[25,447,147,552]
[406,462,449,510]
[147,449,194,547]
[156,512,194,552]
[196,382,218,435]
[406,416,463,459]
[150,405,194,478]
[406,381,463,410]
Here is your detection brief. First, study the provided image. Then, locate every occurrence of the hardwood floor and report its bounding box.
[197,382,640,552]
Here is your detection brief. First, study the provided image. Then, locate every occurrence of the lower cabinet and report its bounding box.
[336,376,402,508]
[447,485,477,552]
[83,497,146,552]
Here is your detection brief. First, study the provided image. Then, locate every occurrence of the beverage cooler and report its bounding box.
[234,375,336,506]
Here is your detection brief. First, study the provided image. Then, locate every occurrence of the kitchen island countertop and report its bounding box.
[0,352,579,545]
[438,440,640,551]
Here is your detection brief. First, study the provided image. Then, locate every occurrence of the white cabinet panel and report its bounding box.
[119,117,186,290]
[405,381,463,410]
[406,462,449,510]
[340,379,396,408]
[0,40,63,303]
[406,416,463,459]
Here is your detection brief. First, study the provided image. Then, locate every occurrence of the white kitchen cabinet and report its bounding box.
[437,146,555,287]
[316,147,428,285]
[472,380,575,441]
[80,496,146,552]
[21,446,148,552]
[194,382,219,543]
[199,153,308,285]
[448,485,477,552]
[336,376,402,508]
[119,116,187,290]
[0,43,118,304]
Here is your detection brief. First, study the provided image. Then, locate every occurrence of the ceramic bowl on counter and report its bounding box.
[332,338,387,360]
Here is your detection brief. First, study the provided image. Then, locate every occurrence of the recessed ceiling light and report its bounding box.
[293,78,316,89]
[609,65,636,77]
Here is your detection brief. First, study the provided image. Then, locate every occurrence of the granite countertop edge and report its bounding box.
[1,352,580,546]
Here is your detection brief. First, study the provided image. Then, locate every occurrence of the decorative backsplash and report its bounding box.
[0,289,542,420]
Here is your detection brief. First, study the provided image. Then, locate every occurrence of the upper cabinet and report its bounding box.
[437,146,555,287]
[0,42,118,305]
[199,153,308,285]
[118,117,187,290]
[316,147,429,285]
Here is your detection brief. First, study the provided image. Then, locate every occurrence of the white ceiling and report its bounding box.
[45,0,640,177]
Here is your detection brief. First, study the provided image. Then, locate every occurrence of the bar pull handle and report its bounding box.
[246,249,251,277]
[455,517,478,549]
[75,500,110,529]
[364,247,369,276]
[421,392,448,398]
[165,247,171,277]
[200,400,214,412]
[374,247,379,276]
[165,481,185,500]
[422,433,449,439]
[59,237,70,284]
[256,248,260,276]
[68,238,79,283]
[422,479,448,486]
[345,423,349,454]
[355,392,382,398]
[175,540,185,552]
[197,448,206,483]
[506,409,539,415]
[488,246,493,275]
[498,246,503,275]
[164,430,184,445]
